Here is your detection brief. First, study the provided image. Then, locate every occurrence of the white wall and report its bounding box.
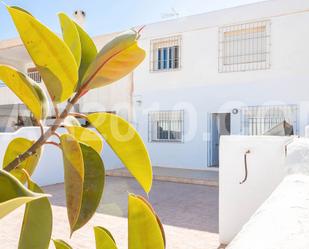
[219,135,293,244]
[227,138,309,249]
[0,127,123,186]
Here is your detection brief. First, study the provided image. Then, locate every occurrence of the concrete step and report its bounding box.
[106,166,219,187]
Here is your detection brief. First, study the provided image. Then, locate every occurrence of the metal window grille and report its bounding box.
[241,105,298,135]
[148,110,184,142]
[219,20,271,73]
[27,67,42,83]
[150,35,181,72]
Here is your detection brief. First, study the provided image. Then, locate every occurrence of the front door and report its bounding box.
[209,113,231,167]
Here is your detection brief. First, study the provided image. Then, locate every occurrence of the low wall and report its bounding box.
[227,138,309,249]
[219,135,293,244]
[0,127,124,186]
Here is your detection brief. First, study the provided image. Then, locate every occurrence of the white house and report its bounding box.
[1,0,309,171]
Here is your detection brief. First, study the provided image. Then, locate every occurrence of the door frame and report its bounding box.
[207,112,231,167]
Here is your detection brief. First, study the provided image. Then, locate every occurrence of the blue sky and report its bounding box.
[0,0,265,40]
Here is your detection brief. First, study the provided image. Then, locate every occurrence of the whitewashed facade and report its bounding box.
[1,0,309,170]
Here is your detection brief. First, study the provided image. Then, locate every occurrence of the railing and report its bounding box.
[27,71,42,83]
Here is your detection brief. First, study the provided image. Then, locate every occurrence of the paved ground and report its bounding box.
[0,176,221,249]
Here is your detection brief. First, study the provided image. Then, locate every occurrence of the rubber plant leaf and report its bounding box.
[63,116,81,127]
[60,134,105,235]
[0,170,49,218]
[18,179,52,249]
[0,65,48,120]
[87,113,152,193]
[7,6,78,103]
[128,194,165,249]
[74,22,97,87]
[80,30,145,91]
[3,138,42,184]
[94,226,118,249]
[58,13,81,67]
[66,126,103,153]
[53,239,73,249]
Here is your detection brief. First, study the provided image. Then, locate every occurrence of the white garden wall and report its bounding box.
[0,127,123,186]
[227,138,309,249]
[219,135,293,244]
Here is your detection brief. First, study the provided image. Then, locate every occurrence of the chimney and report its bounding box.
[73,10,86,27]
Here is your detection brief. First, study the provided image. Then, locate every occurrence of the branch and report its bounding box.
[45,141,61,148]
[39,121,44,137]
[4,90,82,172]
[53,101,60,119]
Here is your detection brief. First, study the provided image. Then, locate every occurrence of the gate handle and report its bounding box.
[240,150,251,184]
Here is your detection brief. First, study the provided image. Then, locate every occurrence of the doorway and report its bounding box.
[208,113,231,167]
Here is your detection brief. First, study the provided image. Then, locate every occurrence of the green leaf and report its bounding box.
[94,226,117,249]
[87,113,152,193]
[0,65,48,120]
[74,22,97,87]
[53,239,73,249]
[8,6,78,103]
[58,13,81,67]
[80,30,145,91]
[73,143,105,232]
[60,134,84,233]
[66,126,103,153]
[60,134,105,234]
[128,194,165,249]
[18,179,52,249]
[0,170,48,218]
[3,138,42,184]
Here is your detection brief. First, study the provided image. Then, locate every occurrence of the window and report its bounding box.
[219,20,271,72]
[149,110,184,142]
[27,67,42,83]
[241,105,298,135]
[150,35,181,72]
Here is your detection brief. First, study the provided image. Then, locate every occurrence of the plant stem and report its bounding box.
[44,141,60,148]
[4,91,82,172]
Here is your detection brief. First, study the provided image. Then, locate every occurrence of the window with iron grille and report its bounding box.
[241,105,298,135]
[149,110,184,142]
[27,67,42,83]
[219,20,271,73]
[150,35,181,72]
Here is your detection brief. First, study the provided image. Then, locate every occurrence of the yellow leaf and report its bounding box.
[66,126,103,153]
[3,138,42,184]
[128,194,165,249]
[0,170,49,218]
[18,179,52,249]
[94,226,118,249]
[63,116,81,127]
[8,6,78,103]
[60,134,105,234]
[87,113,152,193]
[0,65,48,120]
[81,30,145,91]
[58,13,81,67]
[53,239,73,249]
